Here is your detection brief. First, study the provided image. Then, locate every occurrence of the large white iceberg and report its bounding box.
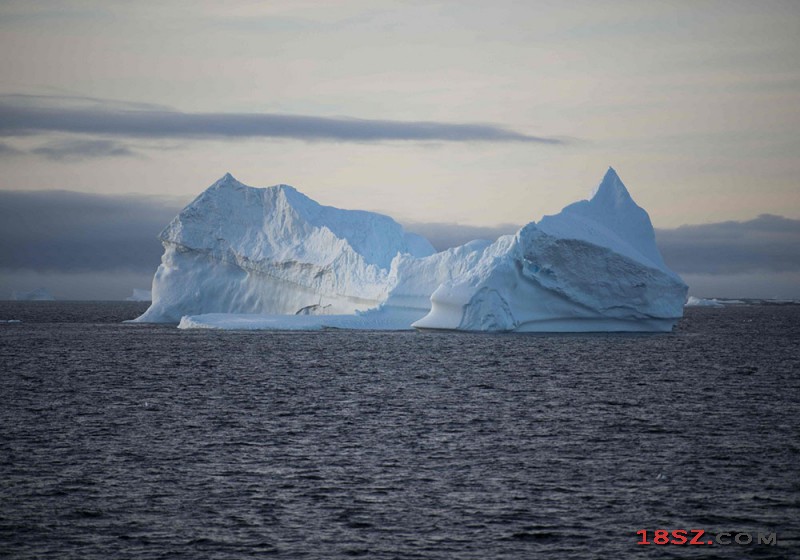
[135,173,438,323]
[135,168,687,331]
[413,168,687,332]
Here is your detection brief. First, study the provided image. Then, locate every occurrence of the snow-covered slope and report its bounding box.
[136,169,687,332]
[135,173,435,323]
[412,168,687,332]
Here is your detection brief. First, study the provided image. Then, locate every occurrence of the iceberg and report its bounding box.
[135,168,687,332]
[12,288,55,301]
[413,168,687,332]
[135,173,436,323]
[685,296,724,308]
[126,289,152,302]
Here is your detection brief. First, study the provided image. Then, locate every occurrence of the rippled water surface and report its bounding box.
[1,302,798,559]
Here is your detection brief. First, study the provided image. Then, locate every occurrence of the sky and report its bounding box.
[0,0,799,299]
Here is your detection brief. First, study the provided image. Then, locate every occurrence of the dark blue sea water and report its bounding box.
[1,302,798,559]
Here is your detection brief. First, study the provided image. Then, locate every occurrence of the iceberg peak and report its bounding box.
[217,172,238,184]
[590,166,632,204]
[209,172,248,192]
[272,183,304,205]
[536,168,668,273]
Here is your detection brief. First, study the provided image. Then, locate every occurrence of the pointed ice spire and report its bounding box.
[537,167,670,273]
[589,166,632,205]
[208,172,245,193]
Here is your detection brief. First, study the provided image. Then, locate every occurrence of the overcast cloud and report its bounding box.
[0,141,23,157]
[657,215,800,275]
[1,190,797,299]
[30,138,140,161]
[0,190,184,273]
[0,95,562,145]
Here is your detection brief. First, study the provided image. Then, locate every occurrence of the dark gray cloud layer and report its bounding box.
[30,139,139,161]
[1,191,797,279]
[656,214,800,274]
[0,97,561,144]
[0,190,184,272]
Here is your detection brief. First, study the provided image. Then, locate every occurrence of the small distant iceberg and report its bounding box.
[126,289,152,302]
[12,288,55,301]
[685,296,724,308]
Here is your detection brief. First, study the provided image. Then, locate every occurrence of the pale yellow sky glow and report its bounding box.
[0,0,799,229]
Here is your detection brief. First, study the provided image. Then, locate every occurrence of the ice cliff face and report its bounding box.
[136,169,687,331]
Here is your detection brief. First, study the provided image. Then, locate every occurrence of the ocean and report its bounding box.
[1,302,798,559]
